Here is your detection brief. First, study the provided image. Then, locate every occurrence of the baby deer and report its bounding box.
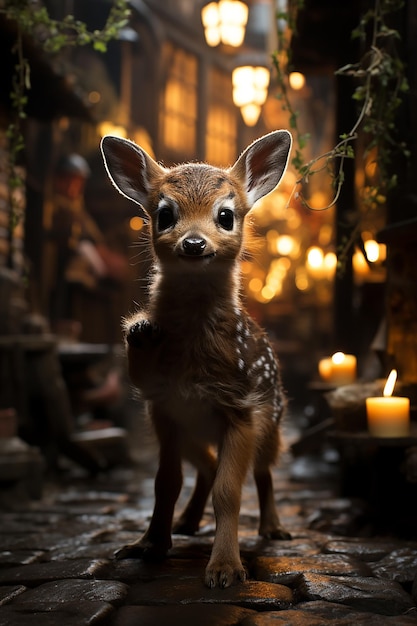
[101,130,292,588]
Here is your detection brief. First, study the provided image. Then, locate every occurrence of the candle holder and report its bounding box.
[325,381,382,432]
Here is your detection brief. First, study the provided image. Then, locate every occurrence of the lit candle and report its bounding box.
[318,357,333,382]
[366,369,410,437]
[318,352,357,385]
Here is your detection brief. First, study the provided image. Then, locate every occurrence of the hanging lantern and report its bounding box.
[232,65,270,126]
[201,0,248,47]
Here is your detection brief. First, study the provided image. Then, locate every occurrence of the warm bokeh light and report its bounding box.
[133,128,156,158]
[378,242,386,261]
[308,191,328,209]
[272,257,291,272]
[88,91,101,104]
[240,260,253,274]
[286,208,301,229]
[276,234,295,256]
[319,223,333,246]
[332,351,345,365]
[201,2,222,45]
[267,230,279,254]
[261,285,276,300]
[353,249,369,278]
[98,121,127,138]
[240,103,262,126]
[323,251,337,277]
[249,277,263,293]
[241,147,338,309]
[202,0,248,47]
[232,66,270,126]
[289,71,305,90]
[353,237,387,283]
[364,239,379,262]
[305,246,336,280]
[295,267,309,291]
[364,239,386,263]
[306,246,324,269]
[129,216,144,231]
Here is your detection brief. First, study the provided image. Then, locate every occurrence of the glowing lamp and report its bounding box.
[232,66,270,126]
[201,0,248,47]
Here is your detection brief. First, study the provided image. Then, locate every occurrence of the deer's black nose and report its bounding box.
[182,237,206,256]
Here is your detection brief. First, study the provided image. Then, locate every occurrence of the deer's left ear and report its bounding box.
[230,130,292,207]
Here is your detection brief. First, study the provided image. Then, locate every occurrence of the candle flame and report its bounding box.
[332,351,345,364]
[383,369,397,397]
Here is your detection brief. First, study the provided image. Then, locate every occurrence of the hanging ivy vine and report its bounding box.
[272,0,409,263]
[1,0,130,263]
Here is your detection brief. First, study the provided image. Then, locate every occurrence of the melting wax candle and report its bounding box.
[366,369,410,437]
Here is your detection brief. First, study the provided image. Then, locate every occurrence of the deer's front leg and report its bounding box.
[205,422,253,588]
[115,414,182,560]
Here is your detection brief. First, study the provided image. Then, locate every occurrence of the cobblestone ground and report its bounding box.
[1,419,417,626]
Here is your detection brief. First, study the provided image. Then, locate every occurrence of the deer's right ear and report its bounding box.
[100,136,165,216]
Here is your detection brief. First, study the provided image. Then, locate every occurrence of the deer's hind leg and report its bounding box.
[173,444,217,535]
[254,421,291,540]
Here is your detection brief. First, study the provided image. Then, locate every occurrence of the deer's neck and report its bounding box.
[149,262,242,329]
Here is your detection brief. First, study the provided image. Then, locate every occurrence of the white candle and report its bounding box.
[318,352,357,385]
[366,369,410,437]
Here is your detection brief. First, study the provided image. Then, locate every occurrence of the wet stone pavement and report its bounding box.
[1,423,417,626]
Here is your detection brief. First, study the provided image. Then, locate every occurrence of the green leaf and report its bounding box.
[93,41,107,52]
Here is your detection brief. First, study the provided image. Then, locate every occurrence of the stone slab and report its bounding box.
[252,554,372,585]
[47,543,121,561]
[323,539,417,562]
[294,573,415,616]
[0,600,114,626]
[0,533,79,552]
[126,578,293,611]
[11,578,128,606]
[240,600,417,625]
[112,604,257,626]
[0,558,109,586]
[98,557,208,582]
[370,548,417,584]
[240,537,321,559]
[0,550,44,567]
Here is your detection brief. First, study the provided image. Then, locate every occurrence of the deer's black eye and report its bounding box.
[218,208,234,231]
[157,206,176,232]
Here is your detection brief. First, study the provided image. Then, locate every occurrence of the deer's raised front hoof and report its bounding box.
[126,320,161,348]
[205,560,247,589]
[114,538,168,562]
